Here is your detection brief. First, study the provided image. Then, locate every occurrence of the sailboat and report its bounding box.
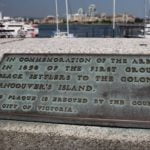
[53,0,74,38]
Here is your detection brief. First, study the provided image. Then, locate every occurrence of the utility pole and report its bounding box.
[113,0,116,37]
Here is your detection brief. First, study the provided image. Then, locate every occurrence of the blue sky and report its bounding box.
[0,0,145,18]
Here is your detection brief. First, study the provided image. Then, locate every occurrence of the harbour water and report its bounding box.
[39,24,143,38]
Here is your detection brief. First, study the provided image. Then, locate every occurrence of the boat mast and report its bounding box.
[113,0,116,37]
[0,11,2,21]
[144,0,147,25]
[144,0,147,37]
[65,0,69,36]
[55,0,59,33]
[148,0,150,23]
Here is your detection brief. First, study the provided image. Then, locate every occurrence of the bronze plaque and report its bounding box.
[0,53,150,128]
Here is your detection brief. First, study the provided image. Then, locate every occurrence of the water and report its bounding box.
[39,24,143,38]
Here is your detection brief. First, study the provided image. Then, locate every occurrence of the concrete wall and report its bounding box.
[0,120,150,150]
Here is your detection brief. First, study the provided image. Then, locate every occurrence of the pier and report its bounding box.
[118,24,144,37]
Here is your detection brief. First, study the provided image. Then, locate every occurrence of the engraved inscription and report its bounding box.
[0,54,150,128]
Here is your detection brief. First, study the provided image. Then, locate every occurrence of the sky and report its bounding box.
[0,0,146,18]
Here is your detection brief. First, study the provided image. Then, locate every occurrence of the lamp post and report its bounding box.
[113,0,116,37]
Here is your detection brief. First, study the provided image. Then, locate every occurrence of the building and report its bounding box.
[88,4,96,17]
[114,14,135,23]
[41,15,63,24]
[70,5,99,23]
[69,8,86,23]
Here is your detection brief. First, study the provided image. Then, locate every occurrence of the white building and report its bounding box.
[88,4,96,17]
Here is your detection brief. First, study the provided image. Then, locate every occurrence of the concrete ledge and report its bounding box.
[0,38,150,58]
[0,120,150,150]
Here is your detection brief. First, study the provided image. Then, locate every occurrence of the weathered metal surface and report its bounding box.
[0,54,150,128]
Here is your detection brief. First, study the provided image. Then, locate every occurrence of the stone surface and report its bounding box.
[0,38,150,149]
[0,38,150,59]
[1,54,150,128]
[0,120,150,150]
